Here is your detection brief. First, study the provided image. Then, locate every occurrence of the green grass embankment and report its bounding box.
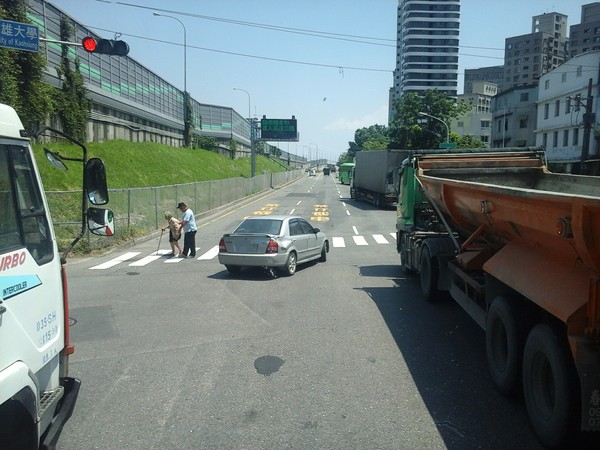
[33,139,289,190]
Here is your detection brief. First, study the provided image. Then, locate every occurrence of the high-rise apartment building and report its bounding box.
[390,0,460,115]
[503,12,568,90]
[569,2,600,57]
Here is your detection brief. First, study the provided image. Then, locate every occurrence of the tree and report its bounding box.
[0,0,53,131]
[455,134,486,149]
[347,124,390,159]
[389,90,471,150]
[54,15,91,143]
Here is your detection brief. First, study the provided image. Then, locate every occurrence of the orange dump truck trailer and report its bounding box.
[396,148,600,448]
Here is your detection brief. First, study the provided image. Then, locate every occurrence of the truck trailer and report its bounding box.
[396,148,600,448]
[350,150,408,208]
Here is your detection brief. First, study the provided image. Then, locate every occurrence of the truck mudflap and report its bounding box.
[572,338,600,432]
[39,377,81,450]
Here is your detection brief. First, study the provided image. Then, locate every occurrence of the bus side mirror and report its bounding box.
[88,207,115,236]
[85,158,109,205]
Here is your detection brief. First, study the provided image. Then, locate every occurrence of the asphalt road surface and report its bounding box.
[58,173,546,450]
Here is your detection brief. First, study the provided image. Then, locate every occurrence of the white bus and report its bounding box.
[0,103,113,449]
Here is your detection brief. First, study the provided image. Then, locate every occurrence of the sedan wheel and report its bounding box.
[225,265,242,274]
[319,242,328,262]
[281,252,297,276]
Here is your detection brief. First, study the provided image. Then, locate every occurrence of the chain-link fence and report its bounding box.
[46,169,304,253]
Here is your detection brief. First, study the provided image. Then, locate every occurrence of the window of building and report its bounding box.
[520,92,529,102]
[566,97,571,113]
[577,66,583,77]
[544,103,549,119]
[555,99,560,116]
[561,72,567,82]
[543,133,548,148]
[563,129,569,146]
[545,79,550,89]
[553,131,558,147]
[573,127,579,145]
[481,120,490,129]
[519,118,528,128]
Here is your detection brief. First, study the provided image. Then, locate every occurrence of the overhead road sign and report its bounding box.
[0,19,39,52]
[260,116,299,142]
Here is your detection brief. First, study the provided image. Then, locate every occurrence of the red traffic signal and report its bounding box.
[81,37,129,56]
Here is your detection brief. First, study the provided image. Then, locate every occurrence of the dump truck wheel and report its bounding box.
[522,324,575,449]
[420,247,440,301]
[486,296,522,396]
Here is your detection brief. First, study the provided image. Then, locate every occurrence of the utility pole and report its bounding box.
[581,77,594,173]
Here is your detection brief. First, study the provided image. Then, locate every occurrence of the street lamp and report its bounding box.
[233,88,255,177]
[418,112,449,144]
[154,12,189,146]
[309,143,319,167]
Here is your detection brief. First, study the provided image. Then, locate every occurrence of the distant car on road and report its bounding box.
[218,215,329,276]
[309,169,316,176]
[323,167,330,175]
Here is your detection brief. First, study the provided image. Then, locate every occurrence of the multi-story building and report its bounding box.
[569,2,600,57]
[503,12,569,90]
[491,83,538,148]
[464,66,505,94]
[390,0,460,118]
[535,50,600,173]
[452,81,496,146]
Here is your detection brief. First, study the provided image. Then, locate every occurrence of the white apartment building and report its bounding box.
[452,81,496,147]
[390,0,460,118]
[536,50,600,172]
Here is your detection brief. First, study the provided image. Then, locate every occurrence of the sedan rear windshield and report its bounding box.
[235,219,282,235]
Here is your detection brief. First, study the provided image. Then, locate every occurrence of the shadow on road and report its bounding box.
[356,263,544,450]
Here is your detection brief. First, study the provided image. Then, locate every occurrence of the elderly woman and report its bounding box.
[162,211,183,256]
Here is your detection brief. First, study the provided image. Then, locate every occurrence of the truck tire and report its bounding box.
[522,324,575,449]
[486,296,522,396]
[420,247,440,301]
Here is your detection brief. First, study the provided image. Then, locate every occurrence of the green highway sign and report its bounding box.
[260,117,298,141]
[0,19,39,52]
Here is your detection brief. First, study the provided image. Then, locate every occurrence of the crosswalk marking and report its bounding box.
[90,251,140,269]
[332,237,345,248]
[198,246,219,260]
[373,234,389,244]
[129,254,163,266]
[87,234,397,269]
[352,235,368,246]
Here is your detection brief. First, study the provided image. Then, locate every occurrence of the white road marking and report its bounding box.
[129,255,163,266]
[390,232,396,240]
[352,235,368,246]
[373,234,389,244]
[89,252,140,269]
[332,237,346,247]
[353,226,359,235]
[197,246,219,260]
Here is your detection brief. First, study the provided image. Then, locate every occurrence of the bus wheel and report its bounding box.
[522,324,575,449]
[486,296,522,395]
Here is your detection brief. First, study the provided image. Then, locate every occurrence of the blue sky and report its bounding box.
[49,0,587,162]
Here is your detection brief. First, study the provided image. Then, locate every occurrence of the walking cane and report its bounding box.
[156,228,164,255]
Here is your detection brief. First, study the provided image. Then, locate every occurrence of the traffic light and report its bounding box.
[81,37,130,56]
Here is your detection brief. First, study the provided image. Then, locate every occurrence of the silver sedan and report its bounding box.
[218,215,329,276]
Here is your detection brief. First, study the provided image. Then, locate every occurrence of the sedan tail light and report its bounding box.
[265,239,279,254]
[219,238,227,253]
